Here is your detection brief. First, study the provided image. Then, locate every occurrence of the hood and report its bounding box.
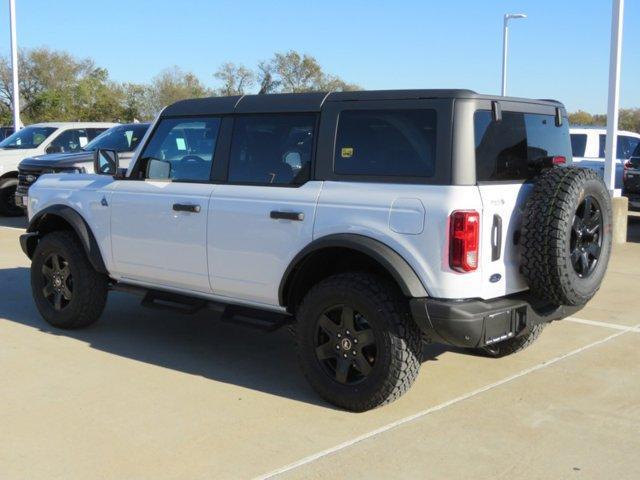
[20,150,94,169]
[19,150,134,170]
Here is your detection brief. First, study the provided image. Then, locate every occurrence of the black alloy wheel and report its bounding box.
[314,305,377,385]
[41,252,73,311]
[570,195,603,278]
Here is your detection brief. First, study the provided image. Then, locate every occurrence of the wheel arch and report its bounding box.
[23,205,107,274]
[279,233,428,312]
[0,170,18,179]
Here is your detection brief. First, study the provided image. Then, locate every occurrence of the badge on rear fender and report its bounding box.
[490,273,502,283]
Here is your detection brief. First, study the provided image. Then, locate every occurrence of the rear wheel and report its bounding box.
[31,231,108,329]
[296,272,422,411]
[0,177,24,216]
[477,323,546,357]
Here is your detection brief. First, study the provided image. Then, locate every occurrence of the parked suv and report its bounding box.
[623,144,640,209]
[20,91,612,411]
[15,123,150,211]
[570,126,640,189]
[0,122,115,216]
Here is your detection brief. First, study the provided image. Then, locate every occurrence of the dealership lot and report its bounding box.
[1,217,639,480]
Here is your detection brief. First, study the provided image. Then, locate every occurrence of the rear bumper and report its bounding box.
[410,293,582,348]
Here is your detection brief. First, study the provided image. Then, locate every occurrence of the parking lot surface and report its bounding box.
[1,216,639,480]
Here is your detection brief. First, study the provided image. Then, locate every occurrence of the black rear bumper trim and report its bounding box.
[410,292,582,348]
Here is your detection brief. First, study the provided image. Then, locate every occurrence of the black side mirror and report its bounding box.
[94,149,119,175]
[46,144,64,154]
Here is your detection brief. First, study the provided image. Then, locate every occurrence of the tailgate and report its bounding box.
[478,183,532,299]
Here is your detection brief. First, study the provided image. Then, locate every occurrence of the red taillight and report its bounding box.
[552,156,566,165]
[624,160,633,170]
[449,210,479,273]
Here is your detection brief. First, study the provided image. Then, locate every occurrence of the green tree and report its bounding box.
[146,66,211,117]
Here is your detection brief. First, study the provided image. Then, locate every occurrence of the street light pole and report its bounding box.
[604,0,624,197]
[9,0,21,131]
[501,13,527,96]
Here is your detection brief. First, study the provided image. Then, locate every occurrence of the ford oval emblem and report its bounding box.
[26,175,36,183]
[489,273,502,283]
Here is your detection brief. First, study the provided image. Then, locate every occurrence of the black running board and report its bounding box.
[113,283,292,332]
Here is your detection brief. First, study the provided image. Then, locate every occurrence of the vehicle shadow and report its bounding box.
[0,216,27,229]
[0,266,452,409]
[627,214,640,243]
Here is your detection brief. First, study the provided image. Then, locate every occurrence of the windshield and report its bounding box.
[0,126,57,149]
[83,124,149,152]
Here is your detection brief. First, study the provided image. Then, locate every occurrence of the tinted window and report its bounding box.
[87,128,109,141]
[50,129,89,152]
[474,111,571,181]
[141,117,221,182]
[0,126,56,149]
[334,109,437,177]
[570,133,587,157]
[228,114,315,185]
[85,124,149,152]
[599,134,640,160]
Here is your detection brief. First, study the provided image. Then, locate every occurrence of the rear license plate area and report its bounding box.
[484,307,526,345]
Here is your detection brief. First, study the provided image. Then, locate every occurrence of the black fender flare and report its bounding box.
[278,233,429,307]
[23,205,107,274]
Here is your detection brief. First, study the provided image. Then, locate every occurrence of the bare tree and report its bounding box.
[214,62,255,96]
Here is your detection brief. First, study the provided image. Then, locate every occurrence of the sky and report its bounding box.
[0,0,637,113]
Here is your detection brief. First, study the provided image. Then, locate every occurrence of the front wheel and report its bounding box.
[31,231,109,329]
[0,177,24,216]
[296,273,422,411]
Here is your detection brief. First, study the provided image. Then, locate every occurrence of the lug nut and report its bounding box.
[337,333,342,338]
[346,330,350,335]
[353,338,358,344]
[343,353,348,358]
[352,350,356,356]
[336,345,340,350]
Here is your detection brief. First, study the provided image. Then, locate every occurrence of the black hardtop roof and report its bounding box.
[161,89,563,117]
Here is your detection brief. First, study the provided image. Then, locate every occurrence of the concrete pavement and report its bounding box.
[1,216,639,480]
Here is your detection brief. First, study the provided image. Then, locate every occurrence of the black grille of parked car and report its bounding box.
[16,167,46,195]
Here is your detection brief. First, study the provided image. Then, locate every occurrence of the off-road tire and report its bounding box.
[477,323,546,357]
[0,177,24,216]
[296,272,422,412]
[31,231,108,329]
[521,167,612,306]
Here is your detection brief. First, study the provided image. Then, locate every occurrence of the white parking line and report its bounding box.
[255,322,640,480]
[567,316,640,332]
[0,226,25,231]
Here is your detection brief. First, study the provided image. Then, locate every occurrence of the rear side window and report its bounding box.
[474,111,571,182]
[599,134,640,160]
[570,134,587,157]
[334,109,437,177]
[228,114,316,186]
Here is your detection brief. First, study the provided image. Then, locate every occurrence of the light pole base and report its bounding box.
[611,195,628,244]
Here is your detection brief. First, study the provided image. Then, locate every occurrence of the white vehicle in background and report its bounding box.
[569,127,640,190]
[0,122,116,216]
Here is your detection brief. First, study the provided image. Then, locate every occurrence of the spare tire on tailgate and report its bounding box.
[521,167,612,306]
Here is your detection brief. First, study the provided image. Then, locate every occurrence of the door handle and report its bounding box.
[270,211,304,221]
[173,203,201,213]
[491,214,503,261]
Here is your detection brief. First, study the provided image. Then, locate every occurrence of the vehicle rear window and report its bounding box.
[570,133,587,157]
[474,110,571,182]
[334,109,437,177]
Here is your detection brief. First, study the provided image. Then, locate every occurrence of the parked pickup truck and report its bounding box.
[570,126,640,189]
[0,122,115,216]
[20,90,612,411]
[15,123,150,211]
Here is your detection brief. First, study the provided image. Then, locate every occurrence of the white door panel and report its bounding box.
[110,181,215,292]
[208,182,322,305]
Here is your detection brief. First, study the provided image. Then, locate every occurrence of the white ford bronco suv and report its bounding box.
[20,90,612,411]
